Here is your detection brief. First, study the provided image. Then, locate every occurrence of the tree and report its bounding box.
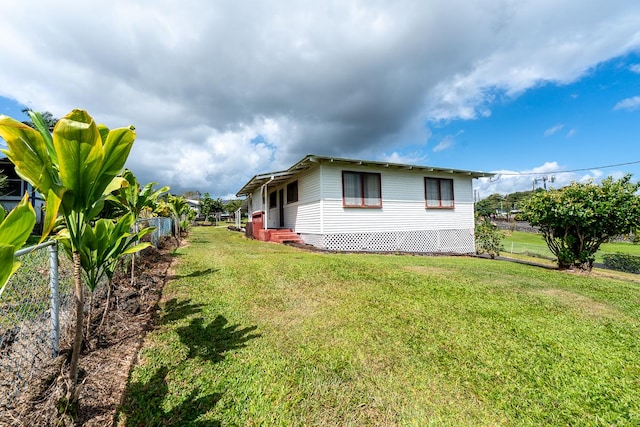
[212,197,224,215]
[182,190,201,200]
[522,175,640,271]
[475,190,539,218]
[475,193,505,217]
[200,192,214,222]
[199,194,224,222]
[475,218,504,258]
[224,199,243,221]
[0,109,135,403]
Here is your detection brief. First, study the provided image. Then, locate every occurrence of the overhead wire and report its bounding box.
[490,159,640,177]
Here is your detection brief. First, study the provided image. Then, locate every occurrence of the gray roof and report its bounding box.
[236,154,494,197]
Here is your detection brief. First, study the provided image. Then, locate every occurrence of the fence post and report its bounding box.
[48,242,60,357]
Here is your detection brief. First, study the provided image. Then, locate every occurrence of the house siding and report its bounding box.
[317,164,474,233]
[241,157,482,254]
[288,167,321,233]
[296,163,476,253]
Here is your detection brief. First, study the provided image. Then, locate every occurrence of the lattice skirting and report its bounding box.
[299,229,475,254]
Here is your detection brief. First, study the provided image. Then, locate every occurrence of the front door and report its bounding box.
[278,189,285,227]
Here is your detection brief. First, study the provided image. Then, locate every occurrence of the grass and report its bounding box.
[502,231,640,263]
[117,226,640,426]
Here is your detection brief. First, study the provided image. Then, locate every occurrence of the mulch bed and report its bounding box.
[2,237,177,426]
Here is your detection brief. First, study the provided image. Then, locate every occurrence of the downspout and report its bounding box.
[261,176,275,230]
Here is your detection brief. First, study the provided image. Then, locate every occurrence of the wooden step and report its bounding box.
[267,229,304,244]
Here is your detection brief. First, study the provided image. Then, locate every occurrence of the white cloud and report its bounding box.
[433,137,454,153]
[380,152,428,165]
[473,161,629,197]
[0,1,639,195]
[613,96,640,111]
[566,129,576,137]
[630,64,640,73]
[544,124,565,136]
[432,130,463,152]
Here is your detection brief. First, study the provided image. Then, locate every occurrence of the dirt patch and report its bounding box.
[534,288,623,319]
[2,237,177,426]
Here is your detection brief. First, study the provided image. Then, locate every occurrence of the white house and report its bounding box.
[0,158,45,226]
[236,155,494,253]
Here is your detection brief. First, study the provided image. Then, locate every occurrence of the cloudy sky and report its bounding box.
[1,0,639,199]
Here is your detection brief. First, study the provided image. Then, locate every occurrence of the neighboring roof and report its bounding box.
[236,154,495,197]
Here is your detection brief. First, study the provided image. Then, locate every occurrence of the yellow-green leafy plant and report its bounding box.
[0,193,36,295]
[59,212,155,338]
[168,194,191,245]
[0,109,135,404]
[106,169,169,284]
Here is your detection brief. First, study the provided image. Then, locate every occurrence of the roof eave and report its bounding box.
[235,154,495,197]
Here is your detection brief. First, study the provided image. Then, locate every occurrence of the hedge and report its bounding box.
[602,253,640,274]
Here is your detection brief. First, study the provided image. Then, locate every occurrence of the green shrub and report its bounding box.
[475,220,504,258]
[602,253,640,274]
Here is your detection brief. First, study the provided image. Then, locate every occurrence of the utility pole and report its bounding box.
[533,175,555,190]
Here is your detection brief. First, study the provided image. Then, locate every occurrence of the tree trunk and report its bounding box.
[131,221,138,286]
[130,253,136,286]
[98,278,113,332]
[68,251,84,402]
[86,292,94,340]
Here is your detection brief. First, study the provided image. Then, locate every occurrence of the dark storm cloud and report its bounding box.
[1,0,639,195]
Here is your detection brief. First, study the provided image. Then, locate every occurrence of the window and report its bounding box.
[425,177,454,208]
[286,181,298,204]
[269,191,277,208]
[342,171,382,207]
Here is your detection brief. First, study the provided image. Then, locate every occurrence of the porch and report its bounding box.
[246,211,303,244]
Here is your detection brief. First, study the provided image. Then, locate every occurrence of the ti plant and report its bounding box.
[168,194,191,245]
[59,213,155,339]
[107,169,170,219]
[0,193,36,295]
[106,169,169,284]
[0,109,135,403]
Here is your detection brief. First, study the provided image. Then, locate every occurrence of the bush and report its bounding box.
[475,220,504,259]
[602,253,640,274]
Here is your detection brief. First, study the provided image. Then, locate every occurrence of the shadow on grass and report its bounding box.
[118,366,222,426]
[161,298,205,323]
[118,313,260,425]
[168,267,220,280]
[177,315,261,362]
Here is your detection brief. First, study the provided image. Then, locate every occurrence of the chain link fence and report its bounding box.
[139,217,174,247]
[0,217,174,411]
[0,241,74,411]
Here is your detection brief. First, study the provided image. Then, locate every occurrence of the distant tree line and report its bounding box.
[193,192,243,222]
[475,189,544,218]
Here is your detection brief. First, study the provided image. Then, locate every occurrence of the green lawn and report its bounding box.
[502,231,640,263]
[117,227,640,426]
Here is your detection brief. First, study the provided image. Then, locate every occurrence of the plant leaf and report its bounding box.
[92,126,135,201]
[53,109,104,211]
[0,193,35,248]
[27,110,57,164]
[0,115,58,196]
[40,188,62,243]
[0,244,20,297]
[122,242,152,255]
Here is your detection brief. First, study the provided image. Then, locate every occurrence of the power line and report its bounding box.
[494,160,640,177]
